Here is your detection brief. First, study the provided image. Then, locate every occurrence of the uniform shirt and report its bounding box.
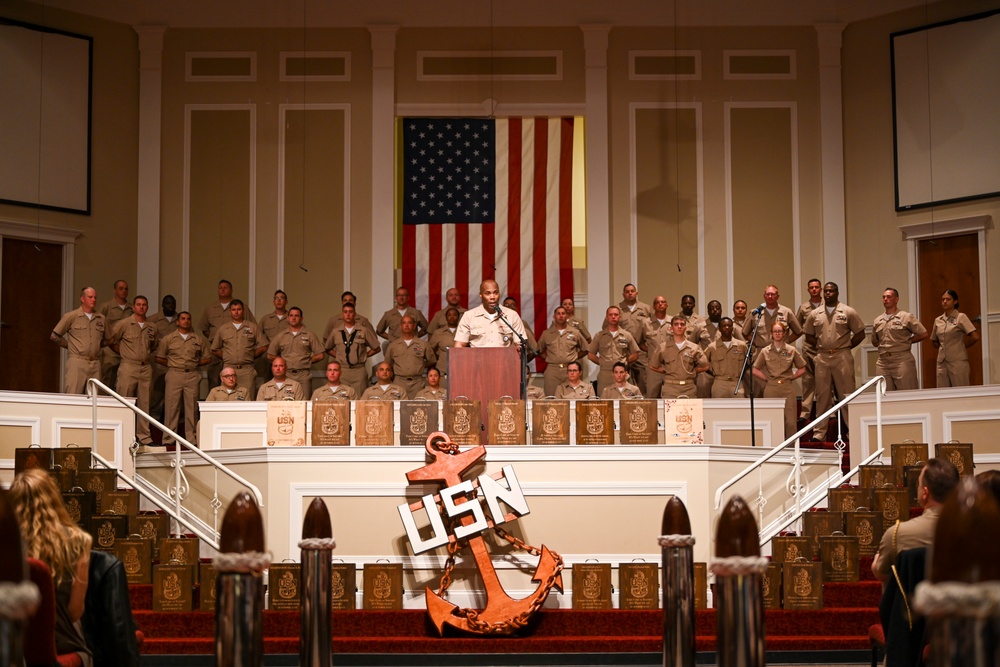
[414,387,447,400]
[743,305,803,351]
[682,315,712,348]
[603,301,651,362]
[526,385,545,399]
[99,299,133,334]
[427,306,468,334]
[587,329,639,370]
[361,384,408,401]
[207,386,250,401]
[311,385,358,401]
[537,325,588,366]
[322,312,376,344]
[212,322,267,366]
[600,383,642,399]
[111,316,158,364]
[53,308,108,359]
[871,311,927,354]
[385,337,436,378]
[376,307,429,341]
[147,312,179,339]
[649,340,708,383]
[258,311,290,343]
[428,327,456,374]
[753,344,805,380]
[156,331,210,371]
[325,325,380,368]
[796,300,823,352]
[642,318,671,353]
[567,317,592,344]
[929,312,976,363]
[872,505,940,581]
[199,301,256,341]
[554,382,596,399]
[805,303,865,352]
[256,379,305,401]
[454,305,527,348]
[267,328,325,371]
[706,339,749,380]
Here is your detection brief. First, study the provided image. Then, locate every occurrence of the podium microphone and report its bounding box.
[752,303,766,316]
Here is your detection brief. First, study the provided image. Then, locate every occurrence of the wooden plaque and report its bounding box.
[820,534,860,583]
[354,401,394,446]
[153,563,193,612]
[100,488,138,516]
[802,511,844,560]
[14,446,52,474]
[575,401,615,445]
[89,514,128,552]
[530,400,571,444]
[266,401,308,447]
[771,536,811,564]
[618,400,659,445]
[486,399,526,445]
[114,537,152,584]
[903,465,923,507]
[311,401,351,446]
[77,470,117,507]
[619,562,659,610]
[398,401,440,446]
[890,442,928,481]
[572,563,612,610]
[442,399,482,446]
[781,560,823,610]
[51,469,77,493]
[762,563,782,609]
[663,398,704,445]
[363,563,403,610]
[935,443,974,477]
[52,447,91,474]
[859,464,896,489]
[693,562,708,610]
[61,490,96,528]
[199,563,217,612]
[872,486,911,523]
[160,537,199,568]
[268,563,301,611]
[845,510,884,558]
[132,513,170,559]
[331,562,357,611]
[828,487,871,513]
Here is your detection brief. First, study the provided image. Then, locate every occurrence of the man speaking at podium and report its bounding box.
[454,280,527,349]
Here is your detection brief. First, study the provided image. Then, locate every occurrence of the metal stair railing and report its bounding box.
[85,378,264,549]
[713,375,887,545]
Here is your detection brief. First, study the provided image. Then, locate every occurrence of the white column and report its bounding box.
[815,24,847,291]
[134,25,166,307]
[369,26,399,308]
[581,24,612,334]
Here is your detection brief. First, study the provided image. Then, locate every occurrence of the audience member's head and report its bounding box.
[921,457,960,506]
[976,469,1000,507]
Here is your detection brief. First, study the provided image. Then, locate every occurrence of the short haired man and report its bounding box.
[311,361,358,401]
[266,306,326,389]
[538,306,589,397]
[108,295,159,444]
[601,361,642,399]
[210,299,268,393]
[648,316,709,399]
[322,291,378,342]
[427,287,467,334]
[603,284,652,393]
[51,287,108,394]
[705,317,749,398]
[743,285,803,397]
[99,280,133,388]
[641,296,671,398]
[588,306,639,396]
[384,315,437,397]
[256,357,305,401]
[155,312,211,446]
[871,288,929,391]
[796,279,824,418]
[361,362,408,400]
[428,307,460,384]
[554,361,596,399]
[872,457,959,582]
[325,302,380,396]
[199,279,256,388]
[454,280,528,349]
[207,366,250,401]
[376,286,429,342]
[256,289,291,382]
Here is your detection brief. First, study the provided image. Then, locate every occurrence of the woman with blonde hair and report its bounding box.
[9,468,93,665]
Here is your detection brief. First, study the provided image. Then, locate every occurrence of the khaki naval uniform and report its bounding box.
[649,340,708,399]
[454,305,527,348]
[427,306,468,334]
[267,327,325,388]
[52,308,108,394]
[601,383,642,399]
[428,327,456,381]
[376,307,429,341]
[796,300,823,417]
[683,316,713,398]
[322,312,377,345]
[198,300,256,388]
[385,337,436,397]
[211,322,267,394]
[554,381,596,400]
[111,316,159,443]
[588,329,639,397]
[930,311,977,388]
[537,325,588,397]
[604,301,652,393]
[743,305,803,398]
[257,311,289,381]
[871,310,927,391]
[256,379,305,402]
[414,387,447,400]
[805,303,865,441]
[99,299,133,388]
[156,331,209,445]
[311,384,358,401]
[706,339,748,398]
[325,325,380,397]
[753,343,805,440]
[361,384,408,401]
[872,505,940,582]
[207,386,250,401]
[641,318,671,399]
[147,312,178,418]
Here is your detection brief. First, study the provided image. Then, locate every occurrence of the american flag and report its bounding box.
[401,117,575,346]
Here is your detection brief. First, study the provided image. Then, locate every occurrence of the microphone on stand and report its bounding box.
[752,303,766,316]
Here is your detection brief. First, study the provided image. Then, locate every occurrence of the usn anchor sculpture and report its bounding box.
[397,432,563,635]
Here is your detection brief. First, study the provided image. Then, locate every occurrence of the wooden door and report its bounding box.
[917,234,982,388]
[0,238,63,392]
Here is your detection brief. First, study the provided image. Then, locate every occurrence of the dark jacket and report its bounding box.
[879,546,927,667]
[82,550,140,667]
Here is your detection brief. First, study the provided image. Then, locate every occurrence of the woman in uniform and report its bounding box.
[930,289,980,387]
[752,321,806,440]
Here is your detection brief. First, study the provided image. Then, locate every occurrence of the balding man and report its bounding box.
[266,306,325,389]
[361,362,408,400]
[99,279,133,388]
[256,357,305,401]
[51,287,109,394]
[427,287,468,334]
[588,306,640,396]
[537,306,588,396]
[385,314,437,397]
[376,287,429,343]
[454,280,528,349]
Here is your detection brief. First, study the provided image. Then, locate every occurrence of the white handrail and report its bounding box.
[85,378,265,508]
[713,375,887,511]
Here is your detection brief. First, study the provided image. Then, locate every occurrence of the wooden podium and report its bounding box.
[448,347,522,442]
